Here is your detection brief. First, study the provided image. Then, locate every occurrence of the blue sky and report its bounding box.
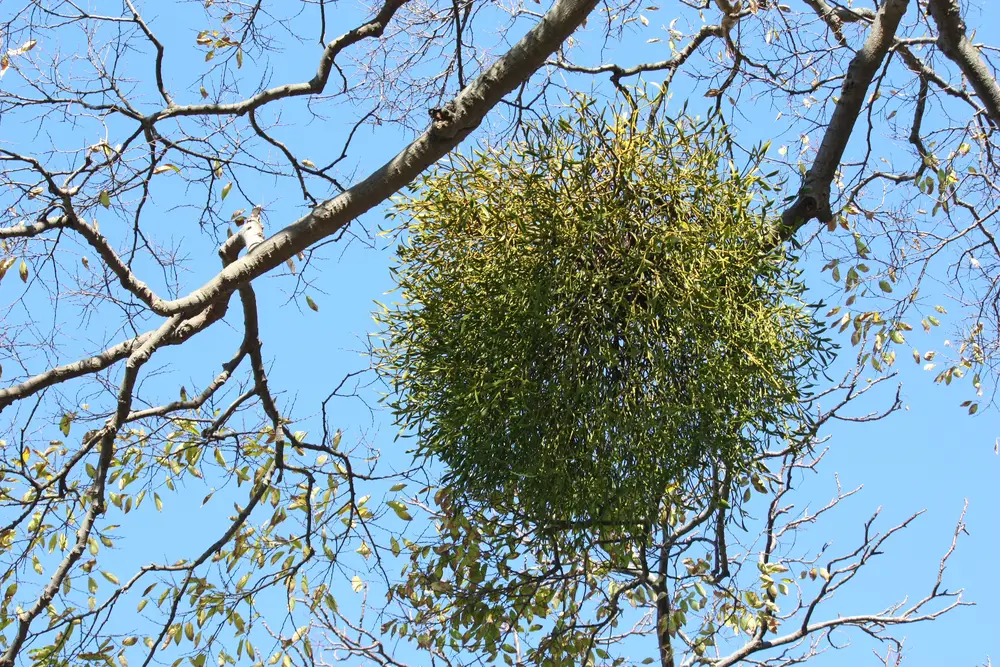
[1,0,998,664]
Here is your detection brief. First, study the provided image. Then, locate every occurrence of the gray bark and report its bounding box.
[927,0,1000,126]
[144,0,600,318]
[779,0,911,237]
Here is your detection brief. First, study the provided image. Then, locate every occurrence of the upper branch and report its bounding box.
[148,0,410,121]
[143,0,600,318]
[778,0,911,235]
[927,0,1000,126]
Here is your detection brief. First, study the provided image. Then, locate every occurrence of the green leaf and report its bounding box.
[854,235,869,257]
[59,413,72,436]
[387,500,412,521]
[878,280,892,293]
[221,182,232,200]
[100,190,111,208]
[305,295,319,312]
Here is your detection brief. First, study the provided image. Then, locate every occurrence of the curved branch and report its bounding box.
[149,0,410,122]
[0,215,166,311]
[549,22,723,81]
[145,0,600,317]
[0,314,184,667]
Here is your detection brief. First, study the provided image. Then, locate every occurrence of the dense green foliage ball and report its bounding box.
[376,103,826,525]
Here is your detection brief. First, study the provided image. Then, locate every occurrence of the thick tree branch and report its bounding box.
[927,0,1000,126]
[779,0,910,236]
[0,301,229,411]
[144,0,599,318]
[0,214,165,311]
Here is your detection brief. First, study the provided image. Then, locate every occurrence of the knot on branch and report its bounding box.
[427,102,479,142]
[219,206,266,265]
[779,182,833,240]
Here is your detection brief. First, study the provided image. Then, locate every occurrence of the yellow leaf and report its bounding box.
[387,500,412,521]
[10,40,37,56]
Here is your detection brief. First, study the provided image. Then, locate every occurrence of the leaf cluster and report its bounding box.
[376,102,829,526]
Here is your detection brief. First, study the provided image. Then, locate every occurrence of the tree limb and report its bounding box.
[144,0,600,318]
[779,0,911,236]
[927,0,1000,126]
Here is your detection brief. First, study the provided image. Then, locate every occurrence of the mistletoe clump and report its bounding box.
[376,102,827,525]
